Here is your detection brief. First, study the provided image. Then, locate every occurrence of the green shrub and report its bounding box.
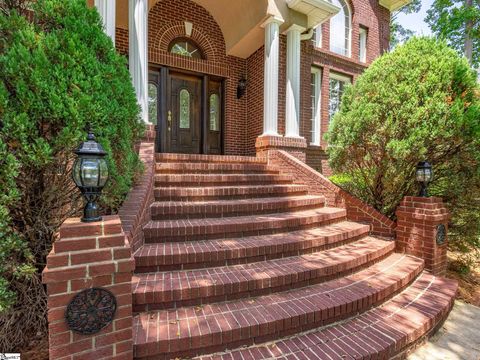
[326,37,480,249]
[0,0,143,350]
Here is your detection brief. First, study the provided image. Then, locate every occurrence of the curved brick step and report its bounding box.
[132,254,424,359]
[154,184,309,201]
[154,173,294,187]
[134,221,371,272]
[132,237,395,311]
[156,153,266,164]
[193,273,458,360]
[149,195,325,220]
[156,162,280,174]
[143,207,347,243]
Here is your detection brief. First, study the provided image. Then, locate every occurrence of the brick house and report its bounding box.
[89,0,396,174]
[42,1,458,359]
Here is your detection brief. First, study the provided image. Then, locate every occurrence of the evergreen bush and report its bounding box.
[326,37,480,253]
[0,0,143,350]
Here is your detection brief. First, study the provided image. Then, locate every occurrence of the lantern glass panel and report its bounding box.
[424,168,432,182]
[73,158,83,187]
[98,158,109,187]
[416,169,424,182]
[81,158,100,187]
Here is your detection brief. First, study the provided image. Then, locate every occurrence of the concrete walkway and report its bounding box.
[409,301,480,360]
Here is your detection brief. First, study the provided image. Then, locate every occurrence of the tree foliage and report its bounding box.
[426,0,480,67]
[0,0,143,351]
[390,0,421,48]
[326,37,480,249]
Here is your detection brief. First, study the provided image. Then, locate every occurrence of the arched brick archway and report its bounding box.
[151,21,219,62]
[147,0,228,76]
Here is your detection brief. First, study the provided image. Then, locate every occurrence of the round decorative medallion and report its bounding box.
[436,224,447,246]
[65,288,117,335]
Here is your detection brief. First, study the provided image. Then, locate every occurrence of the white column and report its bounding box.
[95,0,116,45]
[261,16,284,137]
[285,24,304,138]
[129,0,149,123]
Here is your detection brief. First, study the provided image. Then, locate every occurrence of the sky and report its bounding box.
[396,0,434,36]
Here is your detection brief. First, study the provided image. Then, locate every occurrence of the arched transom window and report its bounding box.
[169,38,204,59]
[329,0,351,57]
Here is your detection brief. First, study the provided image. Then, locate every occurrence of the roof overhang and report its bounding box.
[286,0,340,28]
[378,0,411,12]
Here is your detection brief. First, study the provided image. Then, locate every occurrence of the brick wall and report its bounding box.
[116,0,248,155]
[269,150,396,238]
[118,141,155,253]
[42,217,134,360]
[116,0,390,164]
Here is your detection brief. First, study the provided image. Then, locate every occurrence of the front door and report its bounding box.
[168,72,202,154]
[149,68,224,154]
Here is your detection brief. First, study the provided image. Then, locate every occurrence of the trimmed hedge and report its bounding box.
[326,37,480,251]
[0,0,143,350]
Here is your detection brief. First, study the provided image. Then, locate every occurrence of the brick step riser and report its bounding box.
[155,180,294,188]
[154,188,309,202]
[143,213,347,243]
[188,274,458,360]
[150,199,326,220]
[155,154,265,164]
[132,243,395,311]
[134,229,370,273]
[132,261,425,359]
[155,165,280,175]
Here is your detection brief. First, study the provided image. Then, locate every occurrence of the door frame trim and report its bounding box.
[149,64,225,154]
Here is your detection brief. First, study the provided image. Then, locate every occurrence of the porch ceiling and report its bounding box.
[378,0,411,11]
[112,0,405,59]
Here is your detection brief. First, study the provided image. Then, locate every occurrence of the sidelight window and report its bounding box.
[148,83,158,125]
[209,94,220,131]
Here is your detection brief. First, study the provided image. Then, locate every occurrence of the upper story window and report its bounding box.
[329,71,351,121]
[329,0,351,57]
[311,67,322,146]
[359,27,368,63]
[312,25,322,48]
[169,38,204,59]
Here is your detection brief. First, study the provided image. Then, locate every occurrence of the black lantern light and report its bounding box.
[416,161,433,197]
[237,77,247,99]
[73,129,109,222]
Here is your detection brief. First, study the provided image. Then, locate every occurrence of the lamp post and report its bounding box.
[416,161,433,197]
[72,129,109,222]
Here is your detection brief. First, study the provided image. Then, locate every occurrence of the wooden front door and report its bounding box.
[149,67,224,154]
[167,72,202,154]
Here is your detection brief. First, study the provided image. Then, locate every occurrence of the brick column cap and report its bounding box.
[255,135,307,150]
[59,215,123,240]
[401,196,444,204]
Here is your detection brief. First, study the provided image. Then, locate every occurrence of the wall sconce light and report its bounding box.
[237,77,247,99]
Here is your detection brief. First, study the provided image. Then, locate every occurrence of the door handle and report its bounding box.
[167,110,172,132]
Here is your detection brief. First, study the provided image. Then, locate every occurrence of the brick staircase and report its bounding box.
[131,154,457,360]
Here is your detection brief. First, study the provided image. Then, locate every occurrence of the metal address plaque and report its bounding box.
[436,224,447,246]
[65,287,117,335]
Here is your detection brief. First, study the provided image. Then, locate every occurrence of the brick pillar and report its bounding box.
[396,196,450,275]
[42,215,134,360]
[256,135,307,162]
